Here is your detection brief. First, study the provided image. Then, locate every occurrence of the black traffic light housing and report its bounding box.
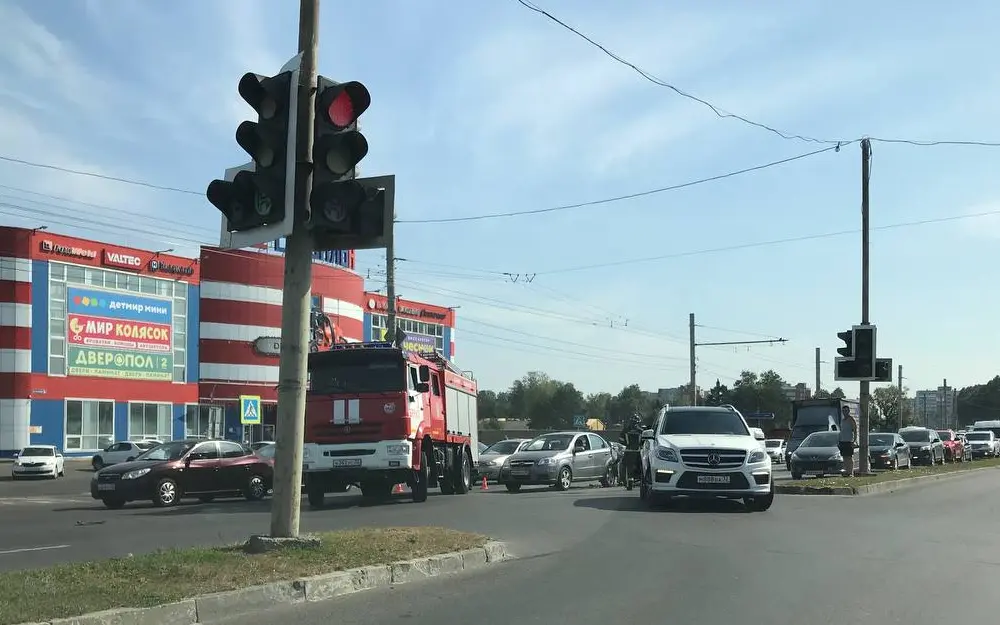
[207,70,298,233]
[836,330,854,358]
[833,324,879,381]
[311,175,395,251]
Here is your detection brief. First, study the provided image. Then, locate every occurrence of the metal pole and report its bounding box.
[858,138,872,474]
[270,0,319,538]
[815,347,821,396]
[386,228,397,342]
[689,313,697,405]
[897,365,903,429]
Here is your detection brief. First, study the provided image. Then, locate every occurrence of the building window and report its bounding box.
[128,402,173,441]
[370,313,444,346]
[65,399,114,451]
[184,404,224,438]
[48,262,189,383]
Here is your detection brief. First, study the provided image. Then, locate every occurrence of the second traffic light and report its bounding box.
[836,330,854,358]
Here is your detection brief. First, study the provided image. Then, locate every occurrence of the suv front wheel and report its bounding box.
[744,482,774,512]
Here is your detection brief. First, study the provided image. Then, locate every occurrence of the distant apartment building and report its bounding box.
[913,387,958,429]
[657,386,689,405]
[782,383,812,401]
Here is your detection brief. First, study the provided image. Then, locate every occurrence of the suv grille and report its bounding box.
[509,460,535,468]
[680,448,747,469]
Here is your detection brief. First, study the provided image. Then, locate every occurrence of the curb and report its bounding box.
[776,464,1000,496]
[15,541,511,625]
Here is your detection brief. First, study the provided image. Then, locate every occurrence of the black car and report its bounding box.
[867,433,911,470]
[91,439,273,509]
[898,427,945,466]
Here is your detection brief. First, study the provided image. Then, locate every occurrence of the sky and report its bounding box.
[1,0,999,398]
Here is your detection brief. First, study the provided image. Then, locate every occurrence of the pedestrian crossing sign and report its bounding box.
[240,395,261,425]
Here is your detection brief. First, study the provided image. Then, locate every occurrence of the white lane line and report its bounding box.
[0,544,70,555]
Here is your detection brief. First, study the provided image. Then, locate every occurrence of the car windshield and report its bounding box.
[20,447,54,456]
[659,410,750,436]
[522,434,574,452]
[868,434,895,446]
[936,431,954,441]
[900,430,930,443]
[966,432,991,441]
[765,440,782,448]
[255,444,276,459]
[486,440,523,454]
[801,432,839,447]
[135,441,196,461]
[136,442,158,450]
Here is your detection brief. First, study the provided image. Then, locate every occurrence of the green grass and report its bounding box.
[784,456,1000,490]
[0,527,487,625]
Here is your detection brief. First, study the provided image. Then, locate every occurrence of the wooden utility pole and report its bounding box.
[270,0,319,538]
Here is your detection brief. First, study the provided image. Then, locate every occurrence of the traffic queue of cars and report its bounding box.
[786,426,988,480]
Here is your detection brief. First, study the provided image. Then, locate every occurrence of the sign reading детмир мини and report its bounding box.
[65,287,174,381]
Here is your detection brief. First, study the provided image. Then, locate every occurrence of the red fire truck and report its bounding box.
[301,341,479,506]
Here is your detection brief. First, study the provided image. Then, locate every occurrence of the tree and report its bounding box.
[871,386,912,430]
[477,389,509,422]
[957,376,1000,426]
[704,379,731,406]
[584,392,612,423]
[544,382,585,429]
[508,372,558,427]
[814,389,831,399]
[610,384,649,426]
[830,387,846,399]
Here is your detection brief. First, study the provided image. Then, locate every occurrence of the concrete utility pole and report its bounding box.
[385,228,397,342]
[270,0,319,539]
[689,313,697,405]
[897,364,904,429]
[814,347,821,396]
[941,378,948,429]
[858,138,872,474]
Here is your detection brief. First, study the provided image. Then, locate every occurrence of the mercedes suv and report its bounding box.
[638,404,774,511]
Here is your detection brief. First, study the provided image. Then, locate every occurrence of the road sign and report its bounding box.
[240,395,262,425]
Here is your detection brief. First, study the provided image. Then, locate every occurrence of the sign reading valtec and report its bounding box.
[253,336,281,357]
[366,298,447,321]
[102,249,143,270]
[39,239,97,260]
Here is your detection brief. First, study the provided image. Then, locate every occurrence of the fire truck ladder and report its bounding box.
[416,350,473,380]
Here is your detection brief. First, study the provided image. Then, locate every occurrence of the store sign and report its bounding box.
[366,298,447,321]
[65,287,173,381]
[252,336,281,357]
[377,327,436,352]
[148,258,195,276]
[102,249,143,270]
[39,239,97,260]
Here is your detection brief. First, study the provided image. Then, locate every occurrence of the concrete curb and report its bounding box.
[776,464,1000,496]
[18,541,512,625]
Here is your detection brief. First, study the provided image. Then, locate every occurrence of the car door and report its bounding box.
[103,442,129,465]
[178,442,222,494]
[571,434,592,479]
[588,434,612,478]
[217,441,253,492]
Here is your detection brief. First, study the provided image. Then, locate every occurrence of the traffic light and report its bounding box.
[311,175,395,251]
[207,70,298,234]
[853,325,876,379]
[836,330,854,358]
[874,358,893,382]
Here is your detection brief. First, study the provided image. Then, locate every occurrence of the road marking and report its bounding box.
[0,544,70,555]
[0,496,90,506]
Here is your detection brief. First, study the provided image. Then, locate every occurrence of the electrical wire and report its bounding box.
[0,154,202,195]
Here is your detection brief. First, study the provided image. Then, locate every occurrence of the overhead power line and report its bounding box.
[514,0,1000,149]
[0,155,202,195]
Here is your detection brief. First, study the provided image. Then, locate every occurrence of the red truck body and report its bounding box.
[301,341,479,506]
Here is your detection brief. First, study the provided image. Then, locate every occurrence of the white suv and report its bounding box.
[639,405,774,511]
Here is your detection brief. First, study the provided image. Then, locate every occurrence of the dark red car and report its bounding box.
[91,439,273,509]
[937,429,969,462]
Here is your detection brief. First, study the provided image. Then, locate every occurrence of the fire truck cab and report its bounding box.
[301,341,479,506]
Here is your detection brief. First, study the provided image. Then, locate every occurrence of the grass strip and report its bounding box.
[0,526,487,625]
[784,456,1000,490]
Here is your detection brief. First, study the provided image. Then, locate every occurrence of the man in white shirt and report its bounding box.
[839,405,858,477]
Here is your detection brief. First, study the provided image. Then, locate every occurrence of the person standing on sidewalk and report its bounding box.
[839,404,859,477]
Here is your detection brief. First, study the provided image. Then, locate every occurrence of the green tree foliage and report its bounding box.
[870,385,913,430]
[957,376,1000,425]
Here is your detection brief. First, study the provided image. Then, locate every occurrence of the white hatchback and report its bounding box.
[91,440,162,470]
[11,445,65,479]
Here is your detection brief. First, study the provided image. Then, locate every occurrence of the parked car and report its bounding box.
[499,432,613,492]
[11,445,65,479]
[788,431,859,479]
[91,439,273,509]
[867,433,911,470]
[964,430,999,458]
[91,440,161,470]
[475,438,530,482]
[899,427,945,465]
[764,439,786,463]
[937,429,970,462]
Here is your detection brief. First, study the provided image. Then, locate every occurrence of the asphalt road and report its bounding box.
[208,469,1000,625]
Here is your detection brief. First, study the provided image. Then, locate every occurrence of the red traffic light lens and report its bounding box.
[328,91,355,128]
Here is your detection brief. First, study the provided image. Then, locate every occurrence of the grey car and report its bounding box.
[499,432,613,493]
[475,439,530,482]
[788,431,858,480]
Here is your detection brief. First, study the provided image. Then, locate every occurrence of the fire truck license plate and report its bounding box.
[332,459,362,468]
[696,475,730,484]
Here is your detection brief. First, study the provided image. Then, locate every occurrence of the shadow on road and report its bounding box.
[574,495,749,514]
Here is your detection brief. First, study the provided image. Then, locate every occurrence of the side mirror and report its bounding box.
[418,365,430,383]
[414,382,429,393]
[640,429,655,441]
[750,427,765,441]
[11,452,18,458]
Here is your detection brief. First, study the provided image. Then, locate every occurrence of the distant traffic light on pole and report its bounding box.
[207,69,299,240]
[852,325,876,379]
[836,330,854,359]
[834,324,879,381]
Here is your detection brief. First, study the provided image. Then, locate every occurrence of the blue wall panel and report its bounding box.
[186,285,199,382]
[173,404,186,440]
[30,399,63,449]
[30,260,48,373]
[443,326,453,360]
[114,402,128,441]
[363,313,373,342]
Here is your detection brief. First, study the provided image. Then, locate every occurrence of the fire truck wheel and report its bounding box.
[454,446,472,494]
[307,484,325,509]
[412,450,430,503]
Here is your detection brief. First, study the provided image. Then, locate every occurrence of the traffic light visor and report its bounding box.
[238,73,279,119]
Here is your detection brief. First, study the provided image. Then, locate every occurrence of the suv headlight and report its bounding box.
[385,444,409,456]
[536,457,558,466]
[122,467,151,480]
[655,447,678,463]
[747,450,767,464]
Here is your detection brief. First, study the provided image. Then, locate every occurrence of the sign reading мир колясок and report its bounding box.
[65,287,174,381]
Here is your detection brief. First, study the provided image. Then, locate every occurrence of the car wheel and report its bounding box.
[891,457,898,471]
[555,466,572,491]
[92,457,104,471]
[504,482,522,493]
[102,497,126,510]
[244,474,267,501]
[745,482,774,512]
[153,478,180,507]
[791,472,803,480]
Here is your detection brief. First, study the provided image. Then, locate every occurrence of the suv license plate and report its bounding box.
[97,483,116,491]
[332,459,362,468]
[511,469,529,476]
[696,475,730,484]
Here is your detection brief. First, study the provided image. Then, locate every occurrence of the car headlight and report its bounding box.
[920,445,931,451]
[385,444,409,456]
[536,457,558,466]
[747,450,767,464]
[655,447,679,463]
[122,467,151,480]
